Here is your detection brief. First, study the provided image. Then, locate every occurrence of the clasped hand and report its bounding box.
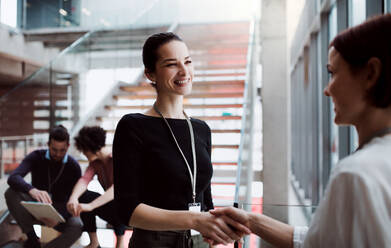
[66,198,93,216]
[196,211,251,246]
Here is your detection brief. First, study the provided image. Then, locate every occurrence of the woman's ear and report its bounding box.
[365,57,382,89]
[145,68,156,82]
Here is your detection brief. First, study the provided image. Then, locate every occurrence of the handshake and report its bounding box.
[197,207,253,246]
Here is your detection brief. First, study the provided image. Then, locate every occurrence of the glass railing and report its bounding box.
[0,0,178,178]
[232,18,258,247]
[14,0,178,30]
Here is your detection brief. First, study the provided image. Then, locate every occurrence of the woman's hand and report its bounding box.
[203,207,252,246]
[210,207,251,228]
[77,203,94,214]
[193,212,250,245]
[66,198,79,216]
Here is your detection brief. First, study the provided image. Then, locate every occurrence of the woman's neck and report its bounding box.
[85,149,105,162]
[153,95,185,119]
[355,107,391,147]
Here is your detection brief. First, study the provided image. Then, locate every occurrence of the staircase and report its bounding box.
[95,21,251,207]
[0,21,254,247]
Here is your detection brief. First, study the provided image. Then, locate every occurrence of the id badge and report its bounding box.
[188,202,201,236]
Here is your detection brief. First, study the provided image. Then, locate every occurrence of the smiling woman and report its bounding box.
[113,32,250,248]
[145,39,194,99]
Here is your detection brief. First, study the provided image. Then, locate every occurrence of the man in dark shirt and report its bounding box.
[4,125,83,248]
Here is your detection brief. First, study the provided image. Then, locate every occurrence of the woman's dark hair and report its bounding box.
[142,32,183,73]
[330,13,391,108]
[74,126,106,154]
[49,125,69,144]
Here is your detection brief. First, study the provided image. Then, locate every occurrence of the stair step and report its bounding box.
[190,53,246,61]
[194,72,246,77]
[119,82,244,93]
[34,117,69,121]
[105,103,243,110]
[211,177,236,185]
[212,198,236,207]
[213,169,237,178]
[212,145,240,149]
[77,159,238,167]
[97,115,242,121]
[122,79,245,87]
[212,162,238,166]
[194,64,246,70]
[114,92,244,100]
[103,144,239,150]
[105,129,240,134]
[211,129,241,133]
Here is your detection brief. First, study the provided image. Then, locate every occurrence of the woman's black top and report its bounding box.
[113,113,214,226]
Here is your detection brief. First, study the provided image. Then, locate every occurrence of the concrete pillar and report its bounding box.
[261,0,289,247]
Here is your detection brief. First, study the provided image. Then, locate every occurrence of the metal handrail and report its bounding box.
[0,210,9,225]
[233,19,256,205]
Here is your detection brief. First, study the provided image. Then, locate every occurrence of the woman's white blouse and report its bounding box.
[294,135,391,248]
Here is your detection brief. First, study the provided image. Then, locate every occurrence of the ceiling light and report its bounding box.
[59,8,68,16]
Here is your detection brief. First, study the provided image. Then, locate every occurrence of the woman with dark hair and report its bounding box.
[113,32,249,247]
[67,126,127,248]
[210,14,391,248]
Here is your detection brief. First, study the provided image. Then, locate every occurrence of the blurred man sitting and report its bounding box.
[4,125,83,248]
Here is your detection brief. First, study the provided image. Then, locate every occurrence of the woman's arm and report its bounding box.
[247,211,294,247]
[80,185,114,211]
[66,177,88,216]
[130,203,250,245]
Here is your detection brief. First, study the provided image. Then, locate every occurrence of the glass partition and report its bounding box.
[0,0,174,177]
[13,0,179,30]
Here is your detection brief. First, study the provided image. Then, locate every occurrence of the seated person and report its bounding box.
[4,125,83,248]
[67,126,127,248]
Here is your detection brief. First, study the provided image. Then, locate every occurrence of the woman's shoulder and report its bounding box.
[190,117,211,130]
[119,113,145,122]
[337,136,391,174]
[117,113,151,129]
[331,140,391,189]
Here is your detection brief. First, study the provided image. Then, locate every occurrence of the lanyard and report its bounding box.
[48,162,65,194]
[153,103,197,203]
[356,127,391,151]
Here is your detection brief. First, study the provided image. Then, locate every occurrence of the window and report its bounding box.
[348,0,366,26]
[386,0,391,13]
[328,4,339,170]
[0,0,17,28]
[347,0,366,151]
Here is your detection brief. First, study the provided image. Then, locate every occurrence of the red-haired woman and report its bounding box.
[211,14,391,248]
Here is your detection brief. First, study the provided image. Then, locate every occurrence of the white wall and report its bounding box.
[287,0,305,47]
[177,0,259,23]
